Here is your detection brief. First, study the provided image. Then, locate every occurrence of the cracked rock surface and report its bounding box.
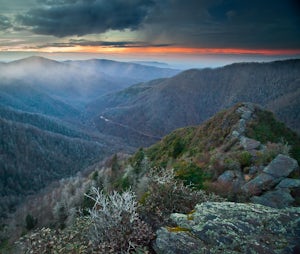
[154,202,300,254]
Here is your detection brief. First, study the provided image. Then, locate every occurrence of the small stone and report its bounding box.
[231,130,240,138]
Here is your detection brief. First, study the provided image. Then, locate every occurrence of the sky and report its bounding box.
[0,0,300,68]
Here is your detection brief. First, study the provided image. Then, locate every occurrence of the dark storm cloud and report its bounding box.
[143,0,300,48]
[16,0,300,49]
[0,15,12,30]
[37,0,78,5]
[18,0,155,37]
[31,39,172,48]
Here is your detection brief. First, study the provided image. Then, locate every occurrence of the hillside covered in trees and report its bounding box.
[1,103,299,253]
[89,59,300,147]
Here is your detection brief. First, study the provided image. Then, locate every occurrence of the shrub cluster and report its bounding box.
[86,187,155,253]
[138,168,224,229]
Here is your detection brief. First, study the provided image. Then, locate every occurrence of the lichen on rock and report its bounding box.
[154,202,300,254]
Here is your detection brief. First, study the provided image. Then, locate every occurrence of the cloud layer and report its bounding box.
[2,0,300,50]
[31,39,172,48]
[142,0,300,48]
[0,15,12,30]
[18,0,155,37]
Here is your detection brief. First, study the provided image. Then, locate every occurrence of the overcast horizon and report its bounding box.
[0,0,299,68]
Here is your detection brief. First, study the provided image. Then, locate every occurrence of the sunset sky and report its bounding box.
[0,0,299,68]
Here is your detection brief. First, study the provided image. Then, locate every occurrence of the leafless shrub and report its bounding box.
[85,187,154,253]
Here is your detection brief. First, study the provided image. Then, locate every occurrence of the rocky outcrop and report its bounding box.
[231,103,256,139]
[154,202,300,254]
[240,154,299,207]
[242,154,298,194]
[219,103,300,209]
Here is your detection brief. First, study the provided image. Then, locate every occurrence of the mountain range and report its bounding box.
[0,57,179,108]
[1,57,300,252]
[0,57,179,219]
[89,59,300,147]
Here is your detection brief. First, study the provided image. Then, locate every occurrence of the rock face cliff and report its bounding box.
[154,202,300,254]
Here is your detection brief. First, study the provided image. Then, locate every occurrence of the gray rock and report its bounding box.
[237,119,246,133]
[276,178,300,189]
[263,154,298,178]
[231,130,241,138]
[241,172,276,195]
[251,189,295,208]
[217,170,245,191]
[248,166,263,176]
[241,110,252,120]
[154,202,300,254]
[240,137,261,150]
[242,154,299,195]
[217,170,237,182]
[154,228,202,254]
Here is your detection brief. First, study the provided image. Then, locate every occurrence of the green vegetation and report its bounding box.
[174,161,207,189]
[246,110,300,163]
[238,151,252,168]
[129,148,145,174]
[25,214,37,231]
[170,137,185,158]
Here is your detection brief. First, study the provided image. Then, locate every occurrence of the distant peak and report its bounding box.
[10,56,60,65]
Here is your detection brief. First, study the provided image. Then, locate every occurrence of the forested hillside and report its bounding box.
[0,117,105,219]
[89,59,300,146]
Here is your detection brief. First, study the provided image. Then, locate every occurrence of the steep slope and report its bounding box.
[89,59,300,144]
[0,106,90,140]
[0,117,107,218]
[123,103,300,207]
[0,81,80,119]
[6,103,300,254]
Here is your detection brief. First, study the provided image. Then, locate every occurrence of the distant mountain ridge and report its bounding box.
[88,59,300,145]
[0,56,180,110]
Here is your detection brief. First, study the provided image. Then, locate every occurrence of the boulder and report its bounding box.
[154,202,300,254]
[263,154,298,178]
[236,103,255,121]
[251,189,295,208]
[242,154,299,195]
[155,228,202,254]
[240,137,261,151]
[217,170,245,191]
[241,172,276,195]
[276,178,300,189]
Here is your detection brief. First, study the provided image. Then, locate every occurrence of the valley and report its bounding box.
[0,57,300,253]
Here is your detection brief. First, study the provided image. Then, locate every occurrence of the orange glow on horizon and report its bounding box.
[2,45,300,56]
